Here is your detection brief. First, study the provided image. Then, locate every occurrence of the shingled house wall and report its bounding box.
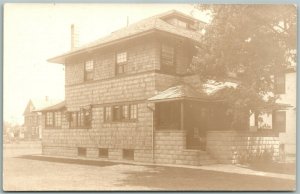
[42,36,193,163]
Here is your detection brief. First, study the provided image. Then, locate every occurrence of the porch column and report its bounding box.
[180,101,184,130]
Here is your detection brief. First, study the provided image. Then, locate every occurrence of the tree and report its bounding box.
[191,5,296,130]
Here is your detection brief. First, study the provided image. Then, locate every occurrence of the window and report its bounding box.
[161,44,175,73]
[78,147,86,157]
[84,60,94,81]
[122,105,129,120]
[70,112,77,128]
[273,111,286,132]
[116,52,127,75]
[54,112,62,127]
[69,109,92,129]
[99,148,108,158]
[109,104,138,122]
[104,107,112,122]
[112,105,122,121]
[275,74,285,94]
[130,104,137,119]
[46,112,53,127]
[123,149,134,160]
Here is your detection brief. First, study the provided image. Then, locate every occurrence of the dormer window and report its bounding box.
[84,60,94,81]
[116,51,127,75]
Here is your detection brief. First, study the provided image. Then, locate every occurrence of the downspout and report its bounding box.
[147,103,155,163]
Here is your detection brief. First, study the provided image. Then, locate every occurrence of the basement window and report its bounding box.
[123,149,134,160]
[99,148,108,158]
[78,147,86,157]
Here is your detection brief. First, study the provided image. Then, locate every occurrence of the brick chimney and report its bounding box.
[71,24,79,50]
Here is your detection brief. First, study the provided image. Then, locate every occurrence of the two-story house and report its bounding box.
[44,10,282,165]
[249,66,296,161]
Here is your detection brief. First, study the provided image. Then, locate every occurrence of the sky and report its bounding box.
[4,3,210,125]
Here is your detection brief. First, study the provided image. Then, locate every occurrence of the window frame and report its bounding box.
[84,60,94,81]
[68,108,92,129]
[45,111,62,129]
[45,112,54,128]
[106,103,138,123]
[115,51,128,75]
[160,43,176,73]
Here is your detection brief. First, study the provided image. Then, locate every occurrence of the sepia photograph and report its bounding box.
[3,3,297,191]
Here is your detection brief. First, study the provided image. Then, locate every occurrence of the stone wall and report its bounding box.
[154,130,216,166]
[206,131,280,164]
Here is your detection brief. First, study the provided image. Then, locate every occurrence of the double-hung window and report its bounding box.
[46,112,54,127]
[107,104,138,122]
[46,111,62,128]
[161,44,175,73]
[116,52,127,75]
[84,60,94,81]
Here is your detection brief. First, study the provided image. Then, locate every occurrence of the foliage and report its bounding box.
[238,146,275,165]
[191,5,296,130]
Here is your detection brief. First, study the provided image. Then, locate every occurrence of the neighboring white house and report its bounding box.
[250,67,296,160]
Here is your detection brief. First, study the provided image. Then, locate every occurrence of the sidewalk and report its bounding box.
[30,154,296,181]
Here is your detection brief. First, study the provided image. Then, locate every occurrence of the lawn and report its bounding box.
[2,142,296,191]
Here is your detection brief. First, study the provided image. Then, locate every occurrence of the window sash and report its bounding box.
[110,104,138,122]
[54,112,62,127]
[85,60,94,71]
[104,107,112,122]
[46,112,54,127]
[116,52,127,64]
[161,44,175,68]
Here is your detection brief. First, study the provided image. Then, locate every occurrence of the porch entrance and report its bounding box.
[155,100,230,151]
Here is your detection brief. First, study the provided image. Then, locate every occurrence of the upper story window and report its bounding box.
[161,44,175,73]
[116,52,128,75]
[84,60,94,81]
[274,74,285,94]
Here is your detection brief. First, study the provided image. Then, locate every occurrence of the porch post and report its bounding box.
[180,101,184,130]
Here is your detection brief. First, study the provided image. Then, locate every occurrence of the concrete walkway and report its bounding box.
[29,154,295,181]
[196,164,295,181]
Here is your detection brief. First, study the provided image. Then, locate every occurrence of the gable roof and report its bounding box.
[23,98,63,115]
[34,101,66,112]
[48,10,205,64]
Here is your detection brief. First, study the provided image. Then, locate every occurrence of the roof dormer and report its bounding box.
[160,10,201,31]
